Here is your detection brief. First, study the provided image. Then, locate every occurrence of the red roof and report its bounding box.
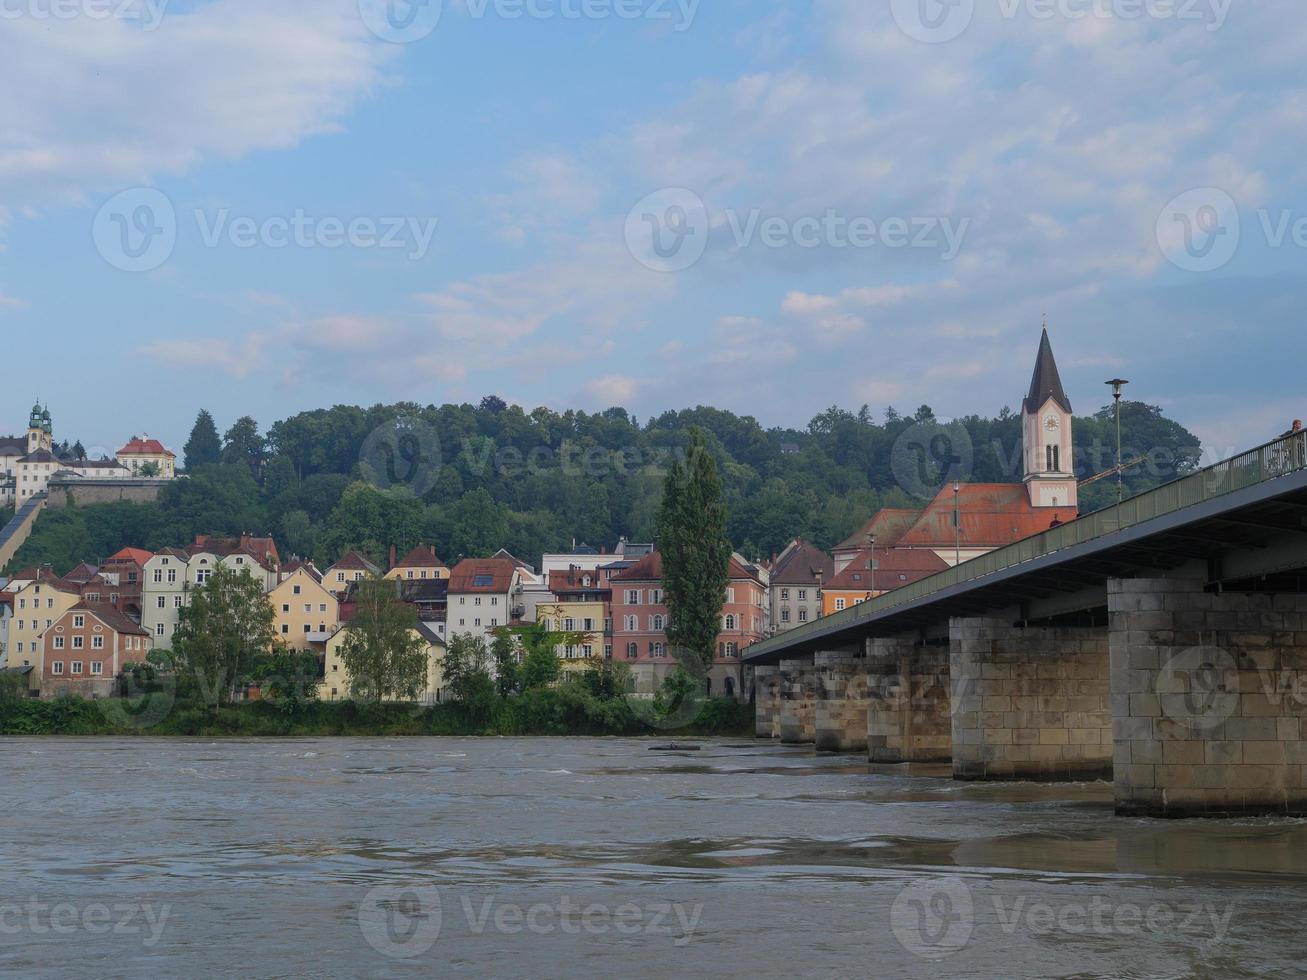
[448,558,519,594]
[118,437,175,458]
[836,508,923,553]
[825,547,949,592]
[611,552,664,582]
[894,484,1060,550]
[548,568,611,595]
[66,602,150,637]
[108,547,153,566]
[394,544,446,569]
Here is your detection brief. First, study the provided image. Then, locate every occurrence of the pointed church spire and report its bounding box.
[1023,326,1072,414]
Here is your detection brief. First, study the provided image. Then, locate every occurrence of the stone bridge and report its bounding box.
[747,433,1307,818]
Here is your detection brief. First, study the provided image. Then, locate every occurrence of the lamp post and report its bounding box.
[1106,379,1130,504]
[866,533,877,598]
[953,481,961,566]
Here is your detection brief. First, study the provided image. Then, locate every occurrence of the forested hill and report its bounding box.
[11,399,1203,575]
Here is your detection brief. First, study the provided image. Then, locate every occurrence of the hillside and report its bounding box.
[9,398,1202,575]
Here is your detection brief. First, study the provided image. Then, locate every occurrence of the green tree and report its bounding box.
[223,416,266,472]
[491,632,520,698]
[173,564,276,706]
[183,409,222,470]
[337,578,429,702]
[251,649,321,713]
[658,428,732,668]
[138,461,161,477]
[442,633,497,723]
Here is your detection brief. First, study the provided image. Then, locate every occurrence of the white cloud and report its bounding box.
[0,0,389,210]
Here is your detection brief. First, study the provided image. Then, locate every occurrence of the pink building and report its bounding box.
[610,552,766,700]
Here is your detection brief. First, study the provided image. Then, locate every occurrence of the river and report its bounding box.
[2,737,1306,978]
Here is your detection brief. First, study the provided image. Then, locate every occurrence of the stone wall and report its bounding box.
[813,651,869,754]
[866,637,952,763]
[0,494,45,574]
[1110,578,1307,817]
[45,479,170,510]
[951,617,1112,781]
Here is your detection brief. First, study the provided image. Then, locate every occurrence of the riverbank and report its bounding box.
[0,688,754,738]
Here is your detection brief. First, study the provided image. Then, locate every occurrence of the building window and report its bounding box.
[627,642,638,659]
[158,596,167,609]
[626,590,640,605]
[799,609,808,622]
[724,614,737,630]
[798,590,807,601]
[72,636,84,649]
[73,615,84,629]
[780,589,790,601]
[71,661,83,675]
[53,636,65,650]
[91,662,103,675]
[155,624,165,636]
[92,636,104,649]
[52,661,64,675]
[835,599,846,611]
[781,609,791,623]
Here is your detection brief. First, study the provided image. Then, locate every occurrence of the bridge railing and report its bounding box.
[748,430,1307,655]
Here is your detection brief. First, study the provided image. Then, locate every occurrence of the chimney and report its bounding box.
[389,544,398,570]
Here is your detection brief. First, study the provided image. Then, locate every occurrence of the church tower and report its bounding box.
[26,402,51,454]
[1022,329,1077,511]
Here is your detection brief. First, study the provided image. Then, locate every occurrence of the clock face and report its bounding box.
[1044,415,1060,432]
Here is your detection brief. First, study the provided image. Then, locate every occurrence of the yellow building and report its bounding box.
[8,572,83,681]
[269,566,339,651]
[318,622,446,703]
[384,544,450,583]
[537,600,606,670]
[324,551,381,597]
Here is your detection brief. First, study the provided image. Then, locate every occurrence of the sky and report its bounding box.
[2,0,1304,460]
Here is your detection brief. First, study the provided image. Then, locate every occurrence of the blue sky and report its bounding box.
[2,0,1303,459]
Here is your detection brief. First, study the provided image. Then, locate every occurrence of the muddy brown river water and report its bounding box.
[3,737,1306,978]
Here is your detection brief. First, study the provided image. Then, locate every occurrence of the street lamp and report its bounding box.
[1106,379,1130,504]
[866,533,877,597]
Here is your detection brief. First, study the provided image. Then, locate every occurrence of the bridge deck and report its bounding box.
[746,432,1307,663]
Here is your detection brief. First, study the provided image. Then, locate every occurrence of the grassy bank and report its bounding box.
[0,688,754,738]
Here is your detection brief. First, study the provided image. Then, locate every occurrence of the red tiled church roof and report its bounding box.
[894,484,1061,550]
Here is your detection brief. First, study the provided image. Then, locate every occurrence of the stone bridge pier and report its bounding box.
[753,665,782,739]
[777,658,817,745]
[1110,578,1307,818]
[866,636,953,764]
[950,617,1112,781]
[813,651,870,754]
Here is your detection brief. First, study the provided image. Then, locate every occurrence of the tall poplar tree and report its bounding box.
[658,428,732,668]
[183,409,222,471]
